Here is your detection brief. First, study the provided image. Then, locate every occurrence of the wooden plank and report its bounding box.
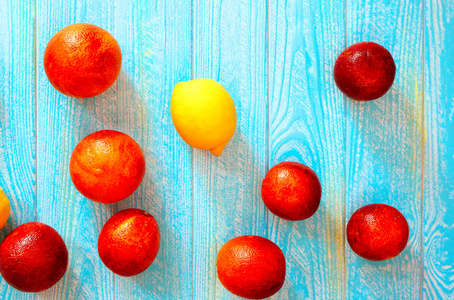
[268,0,346,299]
[36,1,118,299]
[114,1,194,299]
[345,1,423,299]
[192,0,268,298]
[0,0,36,299]
[423,0,454,298]
[36,1,194,299]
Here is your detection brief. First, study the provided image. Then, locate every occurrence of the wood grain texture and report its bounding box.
[0,0,36,299]
[423,0,454,298]
[114,1,193,299]
[3,0,454,299]
[35,1,193,299]
[268,0,346,299]
[345,1,424,299]
[192,0,268,299]
[36,1,117,299]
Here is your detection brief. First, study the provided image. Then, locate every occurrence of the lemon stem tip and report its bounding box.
[210,144,226,156]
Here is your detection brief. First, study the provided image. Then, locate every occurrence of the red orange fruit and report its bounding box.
[347,204,409,261]
[70,130,146,203]
[0,222,68,292]
[261,162,322,221]
[217,235,286,299]
[44,23,122,98]
[98,209,160,277]
[334,41,396,101]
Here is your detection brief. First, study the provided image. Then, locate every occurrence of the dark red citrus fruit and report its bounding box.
[334,41,396,101]
[0,222,68,292]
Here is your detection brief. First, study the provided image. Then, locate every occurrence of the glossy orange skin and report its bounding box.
[334,41,396,101]
[347,204,409,261]
[261,162,322,221]
[217,236,286,299]
[98,209,160,277]
[70,130,145,203]
[0,222,68,293]
[44,23,122,98]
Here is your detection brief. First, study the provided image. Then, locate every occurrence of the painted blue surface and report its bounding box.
[268,1,345,299]
[192,1,268,299]
[345,1,424,299]
[423,0,454,299]
[0,1,36,299]
[0,0,452,299]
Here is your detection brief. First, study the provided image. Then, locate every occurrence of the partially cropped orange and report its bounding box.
[70,130,145,203]
[44,23,122,98]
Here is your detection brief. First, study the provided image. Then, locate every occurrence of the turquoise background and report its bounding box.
[0,0,452,299]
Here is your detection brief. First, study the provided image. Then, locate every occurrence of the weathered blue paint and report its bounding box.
[192,1,268,299]
[423,0,454,298]
[345,0,424,299]
[0,0,452,299]
[0,0,36,299]
[268,0,346,299]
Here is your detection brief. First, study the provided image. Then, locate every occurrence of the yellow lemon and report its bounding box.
[0,188,10,230]
[171,79,237,156]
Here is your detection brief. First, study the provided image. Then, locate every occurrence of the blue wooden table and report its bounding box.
[0,0,452,299]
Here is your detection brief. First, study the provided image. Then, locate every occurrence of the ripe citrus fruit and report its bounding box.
[170,79,237,156]
[70,130,146,203]
[261,162,322,221]
[0,222,68,292]
[334,41,396,101]
[0,188,10,230]
[217,235,286,299]
[347,204,409,261]
[44,23,122,98]
[98,209,160,277]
